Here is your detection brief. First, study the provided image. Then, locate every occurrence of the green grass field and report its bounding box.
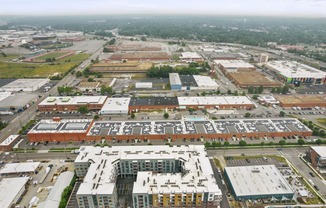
[35,51,72,61]
[0,54,89,78]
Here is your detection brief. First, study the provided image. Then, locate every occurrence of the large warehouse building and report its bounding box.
[214,60,255,73]
[75,145,222,208]
[266,61,326,85]
[224,165,294,201]
[0,78,49,92]
[0,177,29,208]
[28,117,312,142]
[275,94,326,108]
[27,118,93,142]
[38,96,107,112]
[109,52,170,62]
[99,97,131,115]
[169,73,219,91]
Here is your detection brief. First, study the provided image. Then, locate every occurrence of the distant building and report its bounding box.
[74,145,222,208]
[169,73,219,91]
[266,61,326,85]
[0,177,29,208]
[224,165,294,200]
[0,79,49,92]
[0,135,20,151]
[259,53,269,63]
[215,60,255,73]
[275,94,326,108]
[258,95,280,106]
[76,82,101,93]
[306,146,326,174]
[180,52,204,62]
[135,82,152,89]
[38,96,107,112]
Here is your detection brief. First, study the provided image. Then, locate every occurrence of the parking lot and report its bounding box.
[226,156,283,167]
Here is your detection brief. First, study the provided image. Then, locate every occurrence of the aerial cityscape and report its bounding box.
[0,1,326,208]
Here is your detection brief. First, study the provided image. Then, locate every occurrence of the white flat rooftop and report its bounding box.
[99,97,130,114]
[215,60,255,68]
[0,162,40,174]
[225,165,294,198]
[266,61,326,79]
[180,52,202,59]
[0,177,29,208]
[0,135,19,146]
[76,145,221,196]
[0,92,11,102]
[193,75,219,88]
[178,96,253,106]
[0,79,49,91]
[39,96,107,106]
[311,146,326,158]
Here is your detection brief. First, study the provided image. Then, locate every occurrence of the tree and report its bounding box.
[271,88,276,93]
[141,37,147,41]
[78,106,89,115]
[279,111,286,117]
[297,139,305,146]
[88,78,94,82]
[239,140,247,147]
[319,130,326,137]
[234,90,238,96]
[315,139,323,145]
[204,142,211,148]
[108,38,116,45]
[279,139,286,146]
[244,112,251,118]
[282,85,289,94]
[164,113,169,119]
[252,94,259,100]
[248,86,254,94]
[227,90,232,95]
[94,115,99,120]
[212,141,221,148]
[224,141,230,147]
[258,85,264,94]
[216,90,220,95]
[260,142,265,146]
[131,113,135,119]
[241,91,246,96]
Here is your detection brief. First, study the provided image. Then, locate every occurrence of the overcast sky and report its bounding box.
[1,0,326,17]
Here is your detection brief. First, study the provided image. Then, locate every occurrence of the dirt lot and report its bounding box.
[90,61,153,73]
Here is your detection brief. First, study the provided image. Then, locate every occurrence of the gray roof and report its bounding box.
[225,165,294,198]
[169,73,182,86]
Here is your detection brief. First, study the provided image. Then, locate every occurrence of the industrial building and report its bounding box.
[0,78,49,92]
[177,96,254,110]
[129,97,178,113]
[180,52,204,62]
[76,82,101,93]
[135,82,153,89]
[99,97,131,115]
[169,73,219,91]
[90,61,153,73]
[0,177,29,208]
[74,145,222,208]
[0,134,20,151]
[38,96,107,112]
[38,171,75,208]
[306,146,326,174]
[0,162,40,175]
[266,61,326,85]
[214,60,255,73]
[109,52,170,62]
[227,71,282,88]
[86,118,311,142]
[0,93,38,112]
[275,94,326,108]
[27,118,93,142]
[27,117,312,142]
[257,95,280,106]
[224,165,294,200]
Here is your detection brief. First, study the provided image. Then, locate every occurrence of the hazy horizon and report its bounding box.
[1,0,326,17]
